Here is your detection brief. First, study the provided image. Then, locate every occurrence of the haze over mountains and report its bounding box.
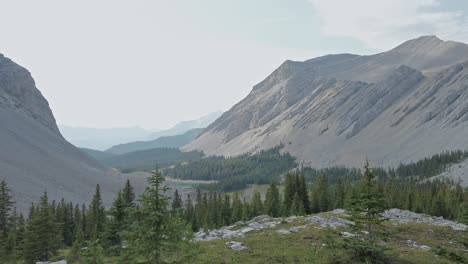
[60,111,222,150]
[186,36,468,168]
[0,54,145,211]
[106,128,205,155]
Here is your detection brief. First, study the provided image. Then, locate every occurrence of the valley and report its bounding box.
[1,31,468,263]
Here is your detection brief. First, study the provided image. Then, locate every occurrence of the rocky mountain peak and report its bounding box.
[0,54,61,136]
[185,36,468,168]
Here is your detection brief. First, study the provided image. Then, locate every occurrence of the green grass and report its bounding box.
[191,219,467,264]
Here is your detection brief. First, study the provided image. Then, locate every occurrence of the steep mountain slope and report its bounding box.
[0,54,144,211]
[147,111,223,140]
[185,36,468,167]
[107,128,204,155]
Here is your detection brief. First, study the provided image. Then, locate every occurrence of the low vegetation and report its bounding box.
[0,151,467,263]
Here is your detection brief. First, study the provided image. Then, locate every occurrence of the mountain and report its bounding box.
[0,53,145,211]
[106,128,205,155]
[60,125,152,150]
[147,111,223,140]
[102,148,204,173]
[80,147,116,160]
[185,36,468,168]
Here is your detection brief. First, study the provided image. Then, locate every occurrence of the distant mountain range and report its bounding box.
[0,53,146,211]
[106,128,204,155]
[185,36,468,168]
[60,125,152,150]
[147,111,223,140]
[60,111,222,150]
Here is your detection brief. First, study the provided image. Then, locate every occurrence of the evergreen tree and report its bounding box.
[69,221,84,262]
[122,179,135,207]
[231,193,243,223]
[87,185,106,240]
[221,194,231,226]
[317,175,329,212]
[334,177,345,209]
[265,182,281,217]
[171,189,183,213]
[23,192,61,263]
[106,190,125,253]
[298,174,311,214]
[349,161,385,238]
[0,180,13,237]
[282,174,296,215]
[184,195,198,232]
[123,170,189,263]
[344,161,387,263]
[290,192,305,216]
[82,239,104,264]
[251,192,264,217]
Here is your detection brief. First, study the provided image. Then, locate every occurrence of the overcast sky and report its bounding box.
[1,0,468,129]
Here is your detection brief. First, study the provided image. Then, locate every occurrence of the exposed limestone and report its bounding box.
[404,240,431,251]
[185,36,468,169]
[382,208,467,231]
[225,241,249,251]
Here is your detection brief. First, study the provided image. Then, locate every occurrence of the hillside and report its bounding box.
[185,36,468,168]
[107,127,204,155]
[102,147,204,173]
[80,147,116,160]
[0,53,145,211]
[147,111,222,140]
[192,209,467,263]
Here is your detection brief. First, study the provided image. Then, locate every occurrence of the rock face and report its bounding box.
[185,36,468,167]
[0,54,145,211]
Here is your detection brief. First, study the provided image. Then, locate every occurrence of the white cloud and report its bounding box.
[309,0,468,50]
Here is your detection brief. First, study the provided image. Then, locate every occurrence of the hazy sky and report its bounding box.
[1,0,468,129]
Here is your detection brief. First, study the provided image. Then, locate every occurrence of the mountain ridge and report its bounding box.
[0,53,146,211]
[185,36,468,168]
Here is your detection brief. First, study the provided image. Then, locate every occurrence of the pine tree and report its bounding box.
[122,179,135,207]
[24,192,61,263]
[334,177,345,209]
[251,192,264,217]
[106,190,125,253]
[314,175,329,212]
[349,161,385,238]
[82,239,104,264]
[123,170,189,263]
[221,194,231,226]
[265,182,281,217]
[69,221,84,262]
[290,192,305,216]
[171,189,183,214]
[0,180,13,237]
[87,185,106,240]
[344,161,387,263]
[184,195,198,232]
[282,174,296,215]
[242,198,251,221]
[231,193,243,223]
[298,175,311,214]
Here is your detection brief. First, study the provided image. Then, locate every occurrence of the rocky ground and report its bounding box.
[191,209,467,263]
